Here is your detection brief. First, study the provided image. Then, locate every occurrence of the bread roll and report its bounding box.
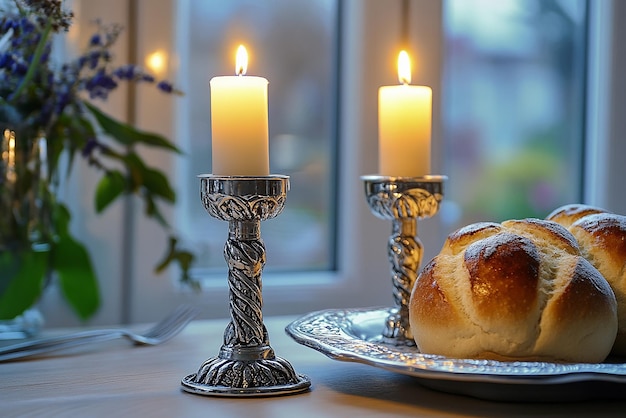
[548,206,626,356]
[546,203,608,228]
[409,218,617,363]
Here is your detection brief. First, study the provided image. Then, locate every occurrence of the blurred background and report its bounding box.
[39,0,626,325]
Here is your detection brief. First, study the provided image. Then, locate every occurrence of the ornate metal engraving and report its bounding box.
[286,308,626,401]
[182,175,310,397]
[363,176,445,221]
[361,175,446,346]
[201,192,286,222]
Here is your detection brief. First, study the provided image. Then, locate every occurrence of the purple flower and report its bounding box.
[85,69,118,99]
[11,60,28,75]
[88,50,100,69]
[141,74,155,83]
[19,17,35,34]
[157,80,173,93]
[53,84,71,115]
[89,33,101,46]
[112,64,136,80]
[1,18,17,32]
[0,53,13,69]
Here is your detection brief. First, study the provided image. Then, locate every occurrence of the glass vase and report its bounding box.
[0,111,52,339]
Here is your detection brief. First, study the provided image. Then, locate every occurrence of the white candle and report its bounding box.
[210,45,270,176]
[378,50,432,177]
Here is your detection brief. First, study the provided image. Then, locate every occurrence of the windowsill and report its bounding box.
[195,269,344,290]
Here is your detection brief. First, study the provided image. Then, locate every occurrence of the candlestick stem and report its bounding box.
[181,175,310,397]
[362,175,446,346]
[385,217,422,342]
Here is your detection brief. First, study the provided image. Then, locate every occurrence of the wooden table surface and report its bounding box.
[2,315,626,417]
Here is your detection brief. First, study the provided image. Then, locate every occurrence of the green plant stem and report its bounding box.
[8,20,53,105]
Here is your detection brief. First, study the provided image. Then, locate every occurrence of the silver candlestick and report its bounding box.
[361,175,446,346]
[181,175,311,397]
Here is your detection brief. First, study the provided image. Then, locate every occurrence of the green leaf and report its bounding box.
[50,203,100,320]
[84,102,181,153]
[52,203,72,237]
[52,236,100,321]
[144,194,168,227]
[155,236,197,290]
[0,250,48,320]
[142,167,176,203]
[121,152,146,191]
[95,170,126,213]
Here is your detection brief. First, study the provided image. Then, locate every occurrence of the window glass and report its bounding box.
[179,0,338,274]
[442,0,587,227]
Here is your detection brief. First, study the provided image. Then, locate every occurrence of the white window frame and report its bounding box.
[584,0,626,213]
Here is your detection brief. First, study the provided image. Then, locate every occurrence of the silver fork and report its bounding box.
[0,304,200,362]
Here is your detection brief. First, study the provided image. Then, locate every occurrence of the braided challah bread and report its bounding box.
[548,204,626,356]
[409,218,618,363]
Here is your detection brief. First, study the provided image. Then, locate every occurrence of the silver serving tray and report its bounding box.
[285,307,626,401]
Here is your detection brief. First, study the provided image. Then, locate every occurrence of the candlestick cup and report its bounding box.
[361,175,446,346]
[181,175,310,397]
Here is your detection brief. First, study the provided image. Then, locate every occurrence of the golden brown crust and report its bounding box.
[502,218,580,255]
[549,257,616,324]
[410,260,456,329]
[567,212,626,355]
[570,214,626,268]
[546,203,609,228]
[464,233,539,323]
[441,222,502,255]
[410,217,618,363]
[534,257,618,362]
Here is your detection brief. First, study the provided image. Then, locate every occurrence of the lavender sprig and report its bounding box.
[0,0,196,317]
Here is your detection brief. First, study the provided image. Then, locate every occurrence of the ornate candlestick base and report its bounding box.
[361,175,446,346]
[181,175,310,397]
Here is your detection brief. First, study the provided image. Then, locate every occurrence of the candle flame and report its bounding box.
[236,45,248,76]
[397,50,411,85]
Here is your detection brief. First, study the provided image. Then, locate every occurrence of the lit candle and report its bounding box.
[378,50,432,177]
[210,45,270,176]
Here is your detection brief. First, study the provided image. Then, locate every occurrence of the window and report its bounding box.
[442,0,588,230]
[125,0,413,322]
[177,0,339,276]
